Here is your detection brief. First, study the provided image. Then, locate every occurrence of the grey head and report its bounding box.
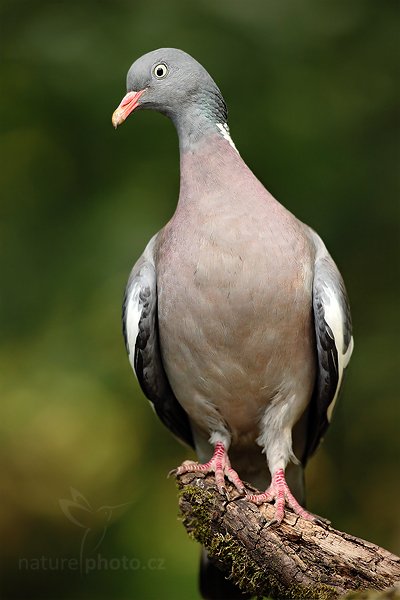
[112,48,229,149]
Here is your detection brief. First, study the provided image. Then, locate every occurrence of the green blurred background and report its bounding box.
[1,0,399,598]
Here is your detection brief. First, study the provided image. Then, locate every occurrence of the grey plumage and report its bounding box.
[114,48,354,600]
[123,237,194,448]
[306,231,353,459]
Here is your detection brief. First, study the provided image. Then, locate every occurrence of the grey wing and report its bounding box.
[304,233,354,461]
[122,235,194,448]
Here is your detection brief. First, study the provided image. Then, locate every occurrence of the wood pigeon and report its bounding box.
[112,48,354,600]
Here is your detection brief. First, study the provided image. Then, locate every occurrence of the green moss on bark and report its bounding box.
[177,481,337,599]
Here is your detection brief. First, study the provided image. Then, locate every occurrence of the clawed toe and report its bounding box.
[246,468,317,524]
[170,442,246,497]
[265,518,280,528]
[313,515,331,527]
[173,458,321,525]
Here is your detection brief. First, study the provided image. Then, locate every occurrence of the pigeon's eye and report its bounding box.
[153,63,168,79]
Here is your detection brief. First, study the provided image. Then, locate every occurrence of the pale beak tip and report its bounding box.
[111,109,123,129]
[112,89,145,129]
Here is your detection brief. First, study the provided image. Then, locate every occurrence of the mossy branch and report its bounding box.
[176,472,400,599]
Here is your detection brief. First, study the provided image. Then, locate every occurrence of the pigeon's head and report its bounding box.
[112,48,227,132]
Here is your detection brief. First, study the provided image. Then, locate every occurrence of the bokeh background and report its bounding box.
[1,0,399,598]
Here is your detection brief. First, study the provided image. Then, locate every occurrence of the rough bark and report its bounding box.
[176,472,400,599]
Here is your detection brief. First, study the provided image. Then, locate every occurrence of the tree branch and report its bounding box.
[176,472,400,599]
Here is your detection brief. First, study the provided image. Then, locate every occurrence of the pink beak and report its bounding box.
[112,89,146,128]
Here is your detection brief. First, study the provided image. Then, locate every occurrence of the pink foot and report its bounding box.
[246,468,316,525]
[173,442,245,496]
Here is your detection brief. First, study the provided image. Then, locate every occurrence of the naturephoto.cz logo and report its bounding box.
[18,488,166,575]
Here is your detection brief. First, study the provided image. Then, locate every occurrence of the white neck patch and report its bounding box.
[216,123,238,153]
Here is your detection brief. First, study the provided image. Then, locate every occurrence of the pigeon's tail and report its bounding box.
[199,548,252,600]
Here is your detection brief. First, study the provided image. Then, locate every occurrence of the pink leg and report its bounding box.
[246,468,316,525]
[173,442,245,495]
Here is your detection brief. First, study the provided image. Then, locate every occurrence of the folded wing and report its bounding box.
[123,235,194,448]
[305,232,354,460]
